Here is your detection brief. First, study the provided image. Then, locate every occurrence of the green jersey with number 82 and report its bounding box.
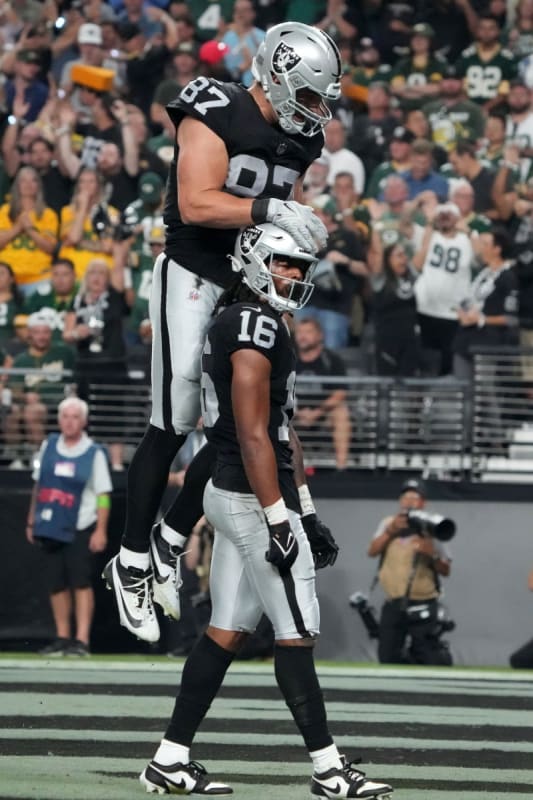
[455,44,517,104]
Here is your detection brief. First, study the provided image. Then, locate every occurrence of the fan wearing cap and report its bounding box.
[151,42,201,134]
[389,23,447,111]
[342,38,392,107]
[423,63,486,154]
[125,226,165,347]
[5,309,76,460]
[367,479,452,665]
[4,48,49,124]
[413,198,474,375]
[366,126,415,199]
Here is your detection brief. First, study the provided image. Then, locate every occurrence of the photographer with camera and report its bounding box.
[367,479,454,665]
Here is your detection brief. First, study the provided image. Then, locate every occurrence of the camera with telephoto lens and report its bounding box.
[405,510,456,541]
[349,591,380,639]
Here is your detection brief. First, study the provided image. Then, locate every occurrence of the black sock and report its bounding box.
[122,425,185,552]
[165,633,235,747]
[164,442,217,536]
[274,644,333,752]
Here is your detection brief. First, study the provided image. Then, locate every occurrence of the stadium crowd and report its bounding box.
[0,0,532,467]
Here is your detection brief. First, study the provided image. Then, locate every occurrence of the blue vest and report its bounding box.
[34,434,99,543]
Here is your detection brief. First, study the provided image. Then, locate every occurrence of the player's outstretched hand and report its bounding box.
[265,199,328,251]
[265,520,299,574]
[301,514,339,569]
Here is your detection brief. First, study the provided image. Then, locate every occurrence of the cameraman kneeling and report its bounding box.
[368,480,453,666]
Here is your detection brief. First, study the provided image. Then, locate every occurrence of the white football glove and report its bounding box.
[264,199,328,252]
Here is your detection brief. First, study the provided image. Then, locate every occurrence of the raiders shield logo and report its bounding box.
[241,227,263,254]
[272,41,301,73]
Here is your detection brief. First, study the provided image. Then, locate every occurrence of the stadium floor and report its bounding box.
[1,657,532,800]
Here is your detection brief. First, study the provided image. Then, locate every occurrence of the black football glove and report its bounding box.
[301,514,339,569]
[265,520,299,574]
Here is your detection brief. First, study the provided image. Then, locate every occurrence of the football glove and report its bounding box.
[265,520,299,574]
[265,199,328,251]
[301,514,339,569]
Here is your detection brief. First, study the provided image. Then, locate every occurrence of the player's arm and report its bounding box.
[176,117,326,249]
[289,423,338,568]
[231,347,297,572]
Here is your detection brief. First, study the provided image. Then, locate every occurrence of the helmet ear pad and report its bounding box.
[251,22,341,137]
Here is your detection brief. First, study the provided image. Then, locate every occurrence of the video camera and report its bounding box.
[405,510,456,541]
[349,592,380,639]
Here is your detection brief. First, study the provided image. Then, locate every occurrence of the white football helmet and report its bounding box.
[251,22,341,137]
[231,223,318,313]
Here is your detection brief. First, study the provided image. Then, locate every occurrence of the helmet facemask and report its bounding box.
[231,224,318,313]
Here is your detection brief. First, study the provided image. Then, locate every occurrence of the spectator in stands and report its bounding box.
[26,137,74,215]
[423,64,486,155]
[58,168,120,281]
[389,23,446,112]
[367,479,452,665]
[300,194,368,349]
[366,126,415,200]
[420,0,481,62]
[369,174,426,257]
[63,258,129,472]
[4,49,49,123]
[59,23,120,125]
[505,78,533,182]
[0,263,24,350]
[0,166,58,295]
[294,318,352,471]
[25,258,78,343]
[117,16,178,118]
[349,82,398,180]
[400,138,449,202]
[26,396,112,657]
[95,141,140,211]
[302,155,331,203]
[341,38,391,110]
[448,179,493,239]
[55,81,136,176]
[476,112,509,171]
[1,111,41,179]
[453,226,519,381]
[330,171,372,243]
[413,202,474,375]
[151,42,201,133]
[125,225,164,349]
[455,14,518,110]
[449,139,505,217]
[368,233,420,377]
[315,0,361,43]
[117,0,165,39]
[507,0,533,60]
[323,118,365,195]
[4,309,76,469]
[221,0,265,87]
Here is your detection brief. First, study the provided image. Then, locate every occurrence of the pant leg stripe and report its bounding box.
[281,571,311,638]
[160,255,172,431]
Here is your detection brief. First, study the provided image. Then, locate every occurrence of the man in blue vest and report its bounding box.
[26,396,112,656]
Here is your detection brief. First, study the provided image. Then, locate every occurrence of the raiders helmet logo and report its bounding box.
[240,227,263,254]
[272,42,301,73]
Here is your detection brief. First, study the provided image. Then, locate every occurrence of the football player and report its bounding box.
[103,22,343,643]
[139,222,393,800]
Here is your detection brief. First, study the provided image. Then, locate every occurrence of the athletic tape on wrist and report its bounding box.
[263,497,288,526]
[298,484,316,516]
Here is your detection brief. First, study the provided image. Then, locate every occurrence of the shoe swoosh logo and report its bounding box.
[112,565,144,629]
[151,540,171,584]
[317,781,342,794]
[163,777,187,791]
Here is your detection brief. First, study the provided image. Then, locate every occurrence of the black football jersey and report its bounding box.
[164,78,323,288]
[201,300,299,511]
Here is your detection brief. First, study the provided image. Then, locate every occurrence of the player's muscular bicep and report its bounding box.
[177,118,253,227]
[231,349,272,442]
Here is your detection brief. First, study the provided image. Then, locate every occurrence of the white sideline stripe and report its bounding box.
[1,692,532,727]
[4,728,533,753]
